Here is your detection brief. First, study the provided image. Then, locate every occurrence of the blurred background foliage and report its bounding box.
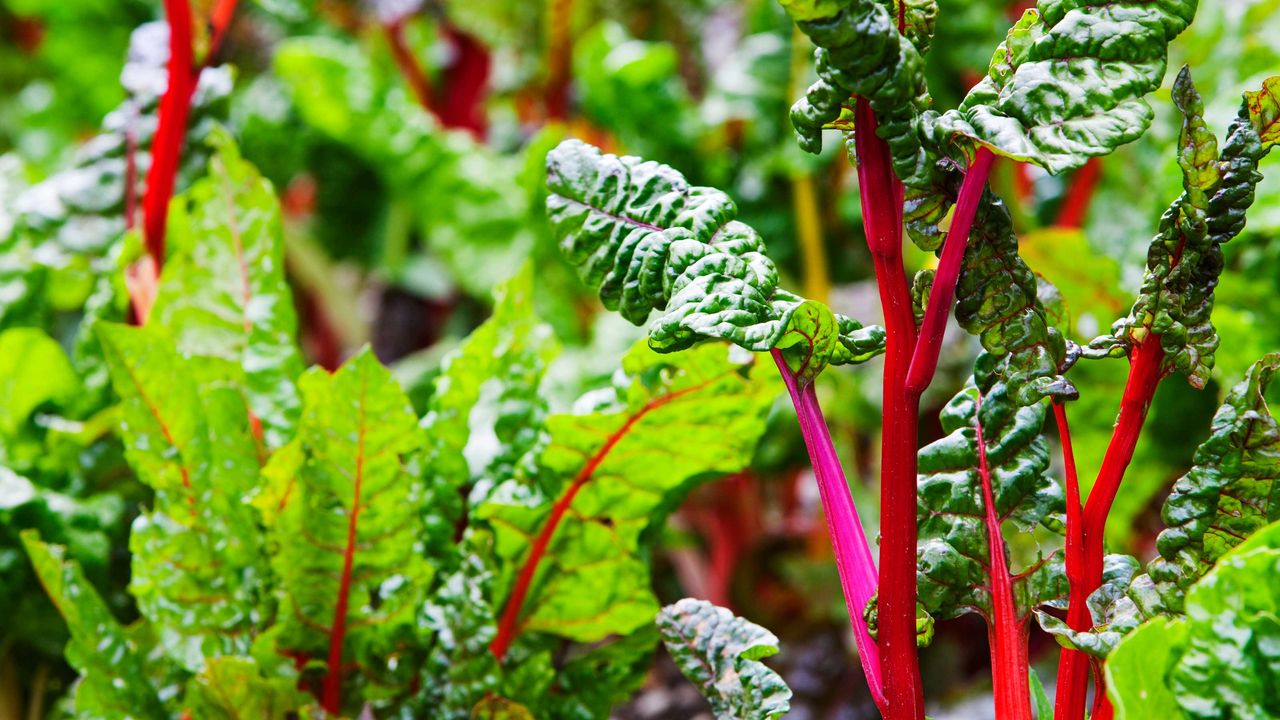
[1,0,1278,717]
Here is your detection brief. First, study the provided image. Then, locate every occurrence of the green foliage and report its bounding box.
[272,36,531,296]
[657,598,792,720]
[916,354,1066,622]
[265,348,432,707]
[545,138,884,377]
[21,531,166,719]
[479,340,776,645]
[926,1,1196,174]
[1096,71,1280,387]
[151,128,303,448]
[1107,520,1280,719]
[1154,353,1280,589]
[1035,554,1178,658]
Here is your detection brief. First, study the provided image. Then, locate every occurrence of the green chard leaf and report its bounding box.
[657,598,792,720]
[916,354,1067,623]
[478,341,775,649]
[546,139,883,374]
[266,348,432,709]
[151,128,304,448]
[924,0,1197,174]
[273,37,531,296]
[956,190,1076,403]
[1108,520,1280,719]
[1035,554,1179,658]
[97,322,267,669]
[778,0,933,184]
[1153,353,1280,590]
[20,531,166,720]
[182,657,307,720]
[1097,71,1280,386]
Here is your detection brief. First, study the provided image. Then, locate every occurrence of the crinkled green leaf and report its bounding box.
[266,348,431,707]
[20,530,166,720]
[916,354,1066,621]
[957,191,1076,403]
[183,657,307,720]
[925,1,1196,174]
[1154,353,1280,591]
[779,0,933,184]
[657,598,792,720]
[1244,76,1280,152]
[421,551,503,720]
[0,327,79,434]
[546,139,883,372]
[1098,71,1280,387]
[900,0,939,57]
[151,128,303,449]
[1108,520,1280,719]
[479,342,775,646]
[273,37,530,296]
[97,322,267,670]
[1035,554,1178,658]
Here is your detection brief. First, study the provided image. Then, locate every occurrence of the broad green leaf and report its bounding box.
[657,598,792,720]
[267,348,431,708]
[183,657,307,720]
[151,128,303,448]
[0,327,79,433]
[1154,353,1280,590]
[97,322,266,669]
[1098,72,1280,387]
[916,354,1066,622]
[1106,616,1187,720]
[478,342,775,646]
[778,0,933,185]
[273,37,530,296]
[1244,76,1280,151]
[1109,520,1280,719]
[546,139,884,371]
[20,531,165,720]
[926,1,1197,174]
[421,552,503,719]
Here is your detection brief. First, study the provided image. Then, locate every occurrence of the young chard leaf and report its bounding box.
[1095,72,1280,387]
[150,128,304,448]
[264,348,430,714]
[545,138,884,373]
[657,598,792,720]
[926,1,1197,174]
[1154,353,1280,589]
[481,341,775,656]
[20,530,166,720]
[97,322,267,669]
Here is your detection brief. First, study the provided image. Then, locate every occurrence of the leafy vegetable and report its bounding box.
[657,598,792,720]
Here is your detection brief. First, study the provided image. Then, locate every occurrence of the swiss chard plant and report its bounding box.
[543,0,1280,718]
[9,0,1280,718]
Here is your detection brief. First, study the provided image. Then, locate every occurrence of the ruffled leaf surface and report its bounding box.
[546,139,883,372]
[925,1,1196,174]
[916,355,1066,621]
[657,598,792,720]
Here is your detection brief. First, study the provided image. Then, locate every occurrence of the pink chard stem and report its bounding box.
[770,350,886,711]
[905,147,996,396]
